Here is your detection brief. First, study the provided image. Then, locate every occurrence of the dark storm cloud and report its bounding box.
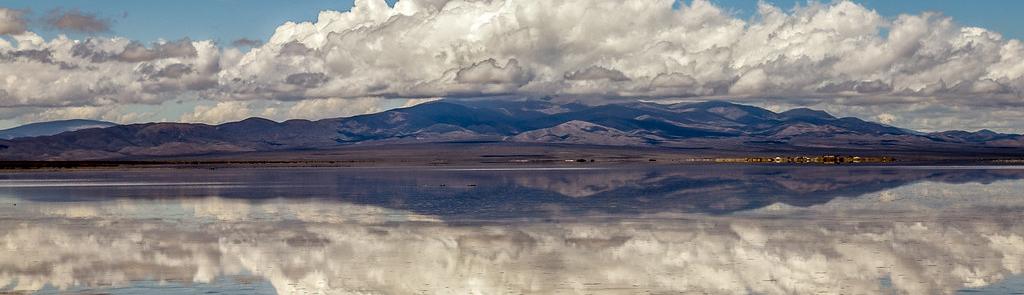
[1,49,79,69]
[70,39,199,63]
[2,49,54,63]
[138,63,195,80]
[277,41,311,57]
[564,66,631,82]
[285,72,329,88]
[231,38,263,47]
[0,8,28,35]
[455,58,532,85]
[45,9,111,34]
[117,39,199,62]
[817,80,894,94]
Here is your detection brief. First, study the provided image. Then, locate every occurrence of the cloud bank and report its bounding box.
[1,0,1023,131]
[219,0,1024,102]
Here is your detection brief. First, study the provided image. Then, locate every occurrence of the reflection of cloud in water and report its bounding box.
[2,186,1024,294]
[505,167,1024,213]
[746,180,1024,216]
[509,170,651,198]
[4,167,1024,217]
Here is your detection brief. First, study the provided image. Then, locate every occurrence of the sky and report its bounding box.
[4,1,1023,43]
[1,0,1023,132]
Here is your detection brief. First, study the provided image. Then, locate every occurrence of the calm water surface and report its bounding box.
[2,166,1024,294]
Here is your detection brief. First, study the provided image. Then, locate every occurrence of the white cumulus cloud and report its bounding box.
[219,0,1024,104]
[0,34,220,108]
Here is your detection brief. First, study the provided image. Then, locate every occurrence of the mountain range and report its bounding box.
[0,119,117,140]
[0,100,1021,161]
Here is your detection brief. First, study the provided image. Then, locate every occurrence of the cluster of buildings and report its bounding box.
[709,155,896,164]
[993,159,1024,164]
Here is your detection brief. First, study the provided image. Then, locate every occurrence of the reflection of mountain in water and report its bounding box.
[3,167,1024,217]
[1,193,1024,295]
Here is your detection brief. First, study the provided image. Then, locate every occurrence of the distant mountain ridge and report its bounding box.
[0,119,117,140]
[0,100,1021,160]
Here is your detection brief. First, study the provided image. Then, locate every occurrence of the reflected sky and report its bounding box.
[1,166,1024,294]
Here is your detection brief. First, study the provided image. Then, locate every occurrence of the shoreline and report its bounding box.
[3,143,1022,171]
[2,158,1022,171]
